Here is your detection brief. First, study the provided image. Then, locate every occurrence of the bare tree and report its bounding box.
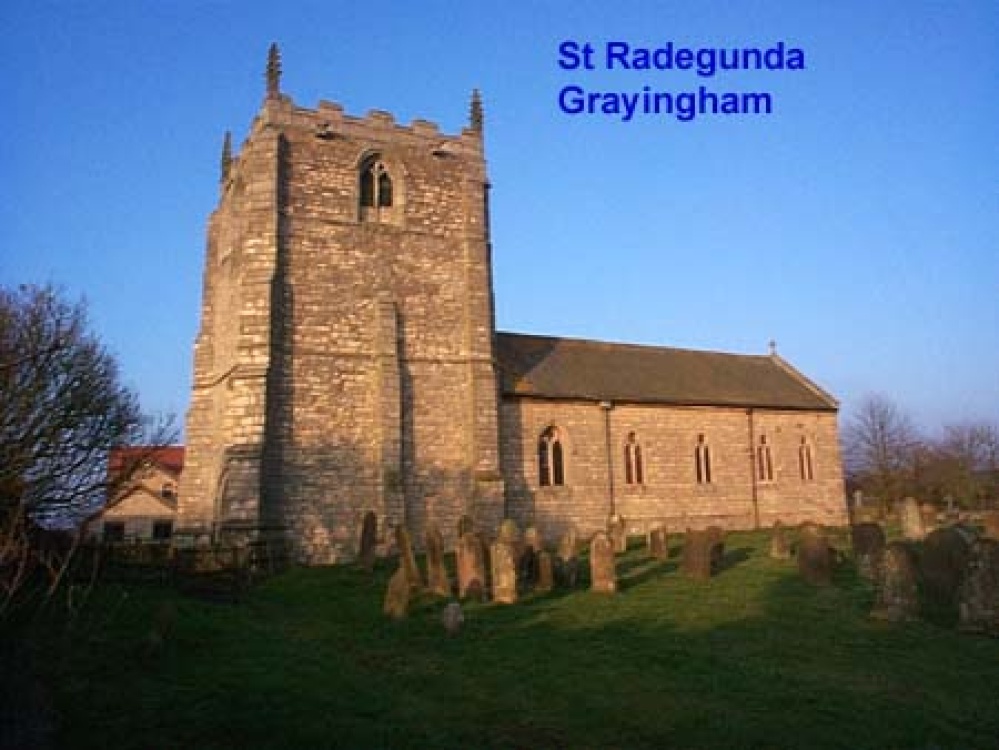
[843,394,921,511]
[0,285,169,615]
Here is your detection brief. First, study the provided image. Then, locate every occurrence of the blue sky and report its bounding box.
[2,0,997,434]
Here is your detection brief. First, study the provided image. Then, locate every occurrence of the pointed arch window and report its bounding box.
[799,437,815,481]
[538,426,565,487]
[360,157,393,208]
[624,432,644,485]
[695,434,712,484]
[757,435,774,483]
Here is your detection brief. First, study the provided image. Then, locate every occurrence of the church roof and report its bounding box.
[495,332,837,411]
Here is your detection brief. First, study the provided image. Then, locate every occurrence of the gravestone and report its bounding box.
[871,542,919,622]
[383,567,410,619]
[457,532,487,600]
[556,528,580,588]
[442,602,464,636]
[920,503,938,535]
[900,497,925,541]
[851,522,886,581]
[536,551,554,593]
[358,511,378,572]
[395,525,423,591]
[682,528,723,580]
[958,538,999,636]
[520,526,542,587]
[981,511,999,541]
[769,521,792,561]
[457,514,474,538]
[797,524,832,586]
[490,541,518,604]
[498,518,521,544]
[590,532,617,593]
[919,525,975,612]
[608,514,628,554]
[425,524,451,597]
[647,526,668,560]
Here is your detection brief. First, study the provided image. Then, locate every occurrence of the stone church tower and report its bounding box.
[178,46,505,561]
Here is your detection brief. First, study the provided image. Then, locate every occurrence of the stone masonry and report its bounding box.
[178,47,847,563]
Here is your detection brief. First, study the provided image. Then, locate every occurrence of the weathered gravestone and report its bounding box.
[920,503,939,535]
[490,541,518,604]
[900,497,925,541]
[958,538,999,636]
[358,511,378,572]
[981,511,999,541]
[851,522,886,581]
[919,525,975,613]
[457,532,487,600]
[457,514,475,538]
[498,518,521,544]
[520,526,542,587]
[395,525,423,591]
[536,550,554,593]
[590,532,617,593]
[556,529,580,589]
[797,523,833,586]
[871,542,919,622]
[425,524,451,597]
[442,602,464,636]
[769,521,792,561]
[608,514,628,553]
[647,526,668,560]
[682,528,724,580]
[383,567,410,619]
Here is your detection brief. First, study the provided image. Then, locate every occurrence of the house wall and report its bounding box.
[499,397,847,541]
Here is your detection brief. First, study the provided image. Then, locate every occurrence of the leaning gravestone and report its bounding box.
[608,514,628,553]
[682,528,722,580]
[358,511,378,572]
[769,521,792,561]
[383,567,410,619]
[797,523,833,586]
[590,532,617,593]
[395,525,423,591]
[425,524,451,597]
[958,538,999,636]
[871,542,919,622]
[647,526,668,560]
[981,511,999,541]
[491,541,518,604]
[457,532,487,600]
[851,522,886,581]
[919,525,975,612]
[900,497,925,541]
[536,550,554,593]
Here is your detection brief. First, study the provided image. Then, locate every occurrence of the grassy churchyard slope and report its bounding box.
[12,530,999,749]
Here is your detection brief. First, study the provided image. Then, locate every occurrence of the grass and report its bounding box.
[7,529,999,749]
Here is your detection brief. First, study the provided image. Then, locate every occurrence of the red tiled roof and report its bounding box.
[108,446,185,477]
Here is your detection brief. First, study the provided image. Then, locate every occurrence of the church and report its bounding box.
[177,47,847,563]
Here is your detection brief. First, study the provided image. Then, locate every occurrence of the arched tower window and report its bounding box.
[624,432,644,485]
[757,435,774,483]
[538,426,565,487]
[799,437,815,481]
[695,434,712,484]
[359,157,393,209]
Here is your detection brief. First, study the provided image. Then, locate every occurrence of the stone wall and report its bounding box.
[500,397,847,540]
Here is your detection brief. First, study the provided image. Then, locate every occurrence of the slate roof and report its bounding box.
[108,446,185,478]
[495,332,837,411]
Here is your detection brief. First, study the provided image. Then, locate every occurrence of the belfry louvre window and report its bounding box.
[538,426,565,486]
[799,437,815,481]
[624,432,644,485]
[695,434,712,484]
[360,158,392,208]
[757,435,774,482]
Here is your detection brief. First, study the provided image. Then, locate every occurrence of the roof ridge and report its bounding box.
[496,329,769,360]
